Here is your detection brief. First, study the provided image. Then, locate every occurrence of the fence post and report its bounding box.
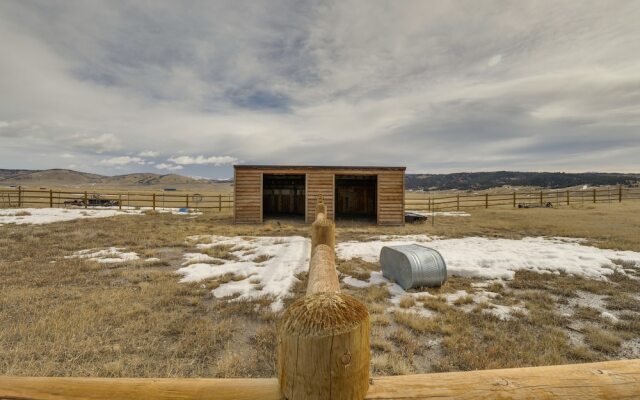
[619,185,623,203]
[566,190,570,206]
[186,194,189,208]
[540,191,543,206]
[118,194,122,210]
[593,188,596,203]
[18,186,22,207]
[218,194,222,212]
[485,193,488,208]
[152,193,156,210]
[456,194,460,211]
[513,191,516,208]
[279,198,370,400]
[84,191,88,209]
[49,189,53,208]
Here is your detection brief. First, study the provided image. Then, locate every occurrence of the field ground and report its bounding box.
[0,202,639,377]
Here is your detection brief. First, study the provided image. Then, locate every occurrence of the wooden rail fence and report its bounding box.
[406,185,640,212]
[1,197,639,398]
[0,187,233,211]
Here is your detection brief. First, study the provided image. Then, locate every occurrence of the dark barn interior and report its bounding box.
[262,174,306,218]
[335,175,377,221]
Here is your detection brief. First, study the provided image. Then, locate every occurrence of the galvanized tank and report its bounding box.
[380,244,447,289]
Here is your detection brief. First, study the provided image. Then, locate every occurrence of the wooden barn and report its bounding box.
[234,165,405,225]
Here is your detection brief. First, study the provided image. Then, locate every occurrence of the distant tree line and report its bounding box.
[405,171,640,191]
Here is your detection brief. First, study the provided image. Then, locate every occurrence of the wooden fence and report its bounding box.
[1,197,639,399]
[1,186,639,214]
[0,187,233,211]
[406,186,640,212]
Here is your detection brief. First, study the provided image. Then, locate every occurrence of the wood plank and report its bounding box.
[4,360,638,399]
[366,359,640,399]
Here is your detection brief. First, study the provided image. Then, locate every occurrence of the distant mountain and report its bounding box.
[2,168,639,191]
[0,168,225,189]
[405,171,640,191]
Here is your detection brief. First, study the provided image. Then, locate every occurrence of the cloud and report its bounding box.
[487,54,502,67]
[72,133,123,153]
[1,1,639,175]
[168,155,238,166]
[155,163,183,171]
[99,156,144,166]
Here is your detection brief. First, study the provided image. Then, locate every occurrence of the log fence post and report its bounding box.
[84,191,88,209]
[485,193,488,208]
[456,194,460,211]
[18,186,22,207]
[540,191,543,206]
[593,188,596,204]
[567,190,570,206]
[49,189,53,208]
[278,197,370,400]
[153,193,156,210]
[619,185,623,203]
[186,194,189,208]
[513,191,516,208]
[218,194,222,212]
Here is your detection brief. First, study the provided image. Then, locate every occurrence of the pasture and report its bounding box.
[0,201,639,378]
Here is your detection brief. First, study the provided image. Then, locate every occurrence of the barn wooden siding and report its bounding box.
[233,168,262,224]
[234,166,405,225]
[377,169,405,226]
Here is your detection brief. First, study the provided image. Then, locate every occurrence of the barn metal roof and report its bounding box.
[234,165,406,171]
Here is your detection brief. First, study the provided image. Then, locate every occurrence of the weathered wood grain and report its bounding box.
[3,360,640,399]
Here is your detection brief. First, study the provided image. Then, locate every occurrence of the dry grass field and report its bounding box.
[0,202,639,378]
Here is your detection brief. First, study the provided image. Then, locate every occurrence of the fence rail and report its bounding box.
[406,186,640,212]
[0,187,233,211]
[1,186,639,214]
[2,359,640,399]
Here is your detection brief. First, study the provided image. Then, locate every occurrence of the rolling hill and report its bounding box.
[2,168,638,191]
[0,169,230,191]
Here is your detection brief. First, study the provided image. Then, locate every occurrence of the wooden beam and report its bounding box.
[307,244,340,295]
[3,359,639,399]
[0,376,280,400]
[279,198,370,400]
[366,359,640,399]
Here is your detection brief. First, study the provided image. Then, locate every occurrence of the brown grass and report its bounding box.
[583,326,624,354]
[0,211,291,378]
[2,200,640,378]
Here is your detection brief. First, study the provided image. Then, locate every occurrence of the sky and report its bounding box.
[1,1,639,179]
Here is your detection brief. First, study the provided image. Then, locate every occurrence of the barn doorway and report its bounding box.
[335,175,377,221]
[263,174,306,219]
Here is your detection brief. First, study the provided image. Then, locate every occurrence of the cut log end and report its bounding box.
[280,292,369,337]
[279,292,370,400]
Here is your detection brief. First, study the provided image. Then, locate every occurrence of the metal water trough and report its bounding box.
[380,244,447,289]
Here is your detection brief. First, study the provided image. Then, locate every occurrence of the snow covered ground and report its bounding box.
[406,210,471,217]
[0,207,200,225]
[175,234,640,314]
[337,235,640,280]
[65,247,140,263]
[177,235,311,312]
[0,208,144,225]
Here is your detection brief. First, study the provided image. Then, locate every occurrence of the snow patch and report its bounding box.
[177,236,311,312]
[337,235,640,280]
[0,206,202,225]
[65,247,140,263]
[0,208,143,225]
[406,210,470,217]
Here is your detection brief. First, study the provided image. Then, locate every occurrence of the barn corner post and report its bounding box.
[278,198,370,400]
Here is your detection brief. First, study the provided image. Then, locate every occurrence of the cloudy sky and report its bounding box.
[1,1,639,178]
